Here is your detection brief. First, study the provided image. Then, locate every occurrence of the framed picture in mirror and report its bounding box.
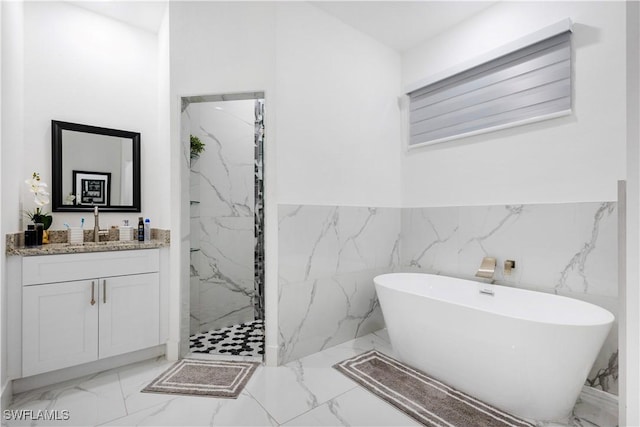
[73,171,111,206]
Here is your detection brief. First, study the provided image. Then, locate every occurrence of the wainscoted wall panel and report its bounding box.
[278,205,400,363]
[401,202,619,395]
[402,203,617,295]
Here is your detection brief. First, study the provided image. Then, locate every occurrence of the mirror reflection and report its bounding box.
[52,121,141,212]
[61,131,133,206]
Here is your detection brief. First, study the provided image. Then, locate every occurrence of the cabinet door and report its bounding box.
[98,272,159,359]
[23,281,99,377]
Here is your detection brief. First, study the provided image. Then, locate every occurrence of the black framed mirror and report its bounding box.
[51,120,141,212]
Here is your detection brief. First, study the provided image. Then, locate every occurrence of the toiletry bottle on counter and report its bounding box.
[119,219,133,241]
[24,225,37,247]
[137,217,144,242]
[144,218,151,241]
[35,223,44,245]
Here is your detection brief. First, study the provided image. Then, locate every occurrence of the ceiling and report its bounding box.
[310,1,498,52]
[68,1,168,34]
[67,1,497,52]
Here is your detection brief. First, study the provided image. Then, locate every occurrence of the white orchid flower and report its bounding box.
[25,172,50,206]
[34,191,50,206]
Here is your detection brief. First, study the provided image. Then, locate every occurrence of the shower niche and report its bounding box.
[184,93,265,358]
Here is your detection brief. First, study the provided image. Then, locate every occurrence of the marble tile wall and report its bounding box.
[400,202,619,395]
[189,100,256,335]
[278,202,618,395]
[278,205,401,363]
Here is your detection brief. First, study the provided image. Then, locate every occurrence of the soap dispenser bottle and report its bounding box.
[137,217,144,242]
[24,225,37,247]
[119,219,133,241]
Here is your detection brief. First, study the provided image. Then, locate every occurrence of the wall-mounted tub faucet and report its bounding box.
[476,257,497,296]
[475,257,496,279]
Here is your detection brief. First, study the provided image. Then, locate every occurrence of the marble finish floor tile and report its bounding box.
[6,330,615,427]
[282,387,421,426]
[100,392,276,426]
[7,370,126,426]
[115,357,181,416]
[243,356,359,424]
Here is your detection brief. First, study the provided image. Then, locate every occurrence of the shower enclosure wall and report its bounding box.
[187,97,265,357]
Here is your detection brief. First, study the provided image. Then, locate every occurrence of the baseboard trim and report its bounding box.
[577,385,618,423]
[265,344,279,367]
[580,385,618,407]
[165,339,179,361]
[1,379,13,409]
[13,345,165,394]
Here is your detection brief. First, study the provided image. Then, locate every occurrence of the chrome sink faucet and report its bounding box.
[93,206,109,242]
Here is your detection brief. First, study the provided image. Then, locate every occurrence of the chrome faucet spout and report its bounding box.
[94,206,100,242]
[93,206,108,242]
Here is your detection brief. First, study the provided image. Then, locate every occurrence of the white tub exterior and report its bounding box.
[374,273,614,422]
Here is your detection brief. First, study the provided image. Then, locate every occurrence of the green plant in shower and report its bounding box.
[190,134,205,159]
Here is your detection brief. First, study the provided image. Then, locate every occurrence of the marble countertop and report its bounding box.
[6,229,170,256]
[7,240,169,256]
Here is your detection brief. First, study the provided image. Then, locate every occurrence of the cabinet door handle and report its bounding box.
[90,281,96,306]
[103,279,107,304]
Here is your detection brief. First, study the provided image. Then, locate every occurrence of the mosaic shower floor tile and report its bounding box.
[189,319,264,357]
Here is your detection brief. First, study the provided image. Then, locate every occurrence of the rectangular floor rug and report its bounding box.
[141,358,260,399]
[333,350,536,427]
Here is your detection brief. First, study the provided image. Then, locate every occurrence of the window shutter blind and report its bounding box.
[408,31,572,147]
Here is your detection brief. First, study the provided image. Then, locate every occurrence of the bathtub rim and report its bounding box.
[374,272,615,328]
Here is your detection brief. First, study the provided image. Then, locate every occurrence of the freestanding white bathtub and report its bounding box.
[374,273,614,422]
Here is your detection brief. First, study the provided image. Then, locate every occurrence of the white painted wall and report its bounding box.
[402,1,626,207]
[157,5,171,230]
[168,0,277,361]
[275,2,402,207]
[1,2,171,387]
[155,4,174,361]
[20,1,166,229]
[1,0,24,401]
[623,1,640,424]
[169,1,403,364]
[170,2,276,97]
[0,0,4,401]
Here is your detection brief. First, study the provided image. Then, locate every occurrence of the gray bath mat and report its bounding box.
[142,358,259,399]
[333,350,535,427]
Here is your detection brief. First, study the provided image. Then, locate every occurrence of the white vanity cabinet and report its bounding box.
[21,249,160,377]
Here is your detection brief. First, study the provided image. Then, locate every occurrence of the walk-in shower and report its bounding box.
[182,93,265,358]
